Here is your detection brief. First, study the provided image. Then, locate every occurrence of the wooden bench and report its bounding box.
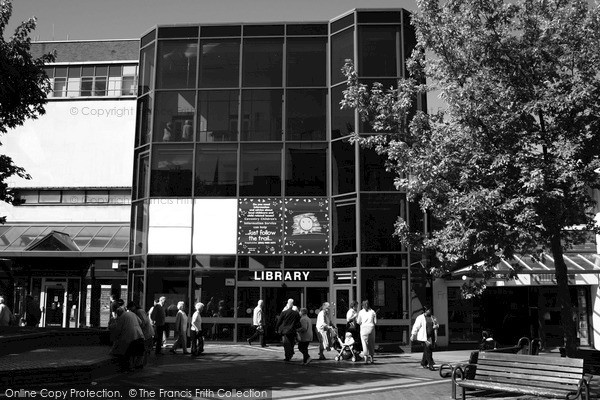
[451,352,592,399]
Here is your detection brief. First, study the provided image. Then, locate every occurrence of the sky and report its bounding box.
[7,0,416,41]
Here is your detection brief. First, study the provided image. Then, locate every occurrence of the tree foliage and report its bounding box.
[342,0,600,354]
[0,0,54,222]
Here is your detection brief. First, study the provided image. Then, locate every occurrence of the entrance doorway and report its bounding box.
[332,286,352,322]
[42,283,67,327]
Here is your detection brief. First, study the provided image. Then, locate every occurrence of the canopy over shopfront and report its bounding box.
[0,223,129,327]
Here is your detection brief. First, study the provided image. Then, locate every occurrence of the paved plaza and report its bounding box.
[2,342,598,399]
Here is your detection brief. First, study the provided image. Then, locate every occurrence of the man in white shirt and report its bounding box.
[247,299,267,347]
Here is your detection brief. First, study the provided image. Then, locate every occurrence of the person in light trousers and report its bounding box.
[356,300,377,364]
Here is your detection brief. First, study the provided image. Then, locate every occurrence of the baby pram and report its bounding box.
[334,332,361,362]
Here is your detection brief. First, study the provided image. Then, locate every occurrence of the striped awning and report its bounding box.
[452,253,600,277]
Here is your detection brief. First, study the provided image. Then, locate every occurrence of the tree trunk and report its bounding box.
[550,233,577,357]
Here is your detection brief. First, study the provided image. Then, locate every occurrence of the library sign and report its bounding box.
[238,269,329,282]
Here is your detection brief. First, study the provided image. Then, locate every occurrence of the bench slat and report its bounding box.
[477,358,584,374]
[456,380,574,397]
[479,352,584,368]
[475,365,583,383]
[472,374,581,391]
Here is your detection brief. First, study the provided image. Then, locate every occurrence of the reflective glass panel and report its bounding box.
[331,84,354,139]
[197,90,239,142]
[332,201,356,253]
[154,91,196,142]
[285,89,326,141]
[140,45,155,94]
[332,139,355,195]
[242,38,283,87]
[240,143,282,196]
[199,39,240,88]
[360,148,395,191]
[331,28,353,85]
[195,144,237,197]
[136,94,153,147]
[156,40,198,89]
[286,37,326,87]
[241,89,282,141]
[360,193,405,251]
[150,145,194,196]
[358,26,399,77]
[284,143,327,196]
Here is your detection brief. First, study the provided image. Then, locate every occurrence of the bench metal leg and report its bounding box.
[451,380,456,399]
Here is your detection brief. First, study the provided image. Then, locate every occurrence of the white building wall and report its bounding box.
[2,100,135,189]
[0,99,135,223]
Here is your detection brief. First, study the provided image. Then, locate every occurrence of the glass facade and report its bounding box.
[131,9,424,345]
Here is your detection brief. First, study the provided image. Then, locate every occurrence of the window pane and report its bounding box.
[360,148,395,191]
[67,77,81,96]
[285,89,326,141]
[286,37,326,87]
[332,201,356,253]
[73,226,102,249]
[156,40,198,89]
[131,201,148,255]
[332,139,355,195]
[18,190,38,204]
[199,39,240,88]
[240,143,281,196]
[361,193,405,251]
[146,270,190,322]
[109,65,122,77]
[242,38,283,87]
[86,191,109,203]
[284,143,327,196]
[362,269,406,319]
[95,66,108,76]
[150,145,194,196]
[331,28,354,85]
[197,90,239,142]
[136,153,150,199]
[358,26,398,77]
[94,77,107,96]
[122,76,136,96]
[136,94,153,147]
[331,83,354,138]
[140,44,155,94]
[195,144,237,196]
[39,191,61,203]
[86,226,119,251]
[82,66,94,76]
[53,78,67,97]
[154,91,196,142]
[80,77,93,96]
[241,89,282,141]
[109,191,131,205]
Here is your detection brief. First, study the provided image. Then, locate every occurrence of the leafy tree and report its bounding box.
[342,0,600,355]
[0,0,54,222]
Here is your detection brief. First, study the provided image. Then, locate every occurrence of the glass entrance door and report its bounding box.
[42,285,67,327]
[332,286,352,323]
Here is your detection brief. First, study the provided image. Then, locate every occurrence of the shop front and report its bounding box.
[433,253,600,350]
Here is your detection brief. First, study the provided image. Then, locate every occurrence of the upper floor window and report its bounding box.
[46,64,138,99]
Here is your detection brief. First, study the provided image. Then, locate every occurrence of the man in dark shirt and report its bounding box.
[150,296,166,355]
[275,299,301,362]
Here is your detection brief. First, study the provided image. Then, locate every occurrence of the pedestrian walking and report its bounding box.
[410,305,439,371]
[150,296,166,355]
[275,299,301,362]
[316,302,333,360]
[110,304,145,372]
[247,299,267,347]
[127,301,154,367]
[170,301,190,354]
[0,296,14,326]
[190,302,204,356]
[357,300,377,364]
[297,308,313,365]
